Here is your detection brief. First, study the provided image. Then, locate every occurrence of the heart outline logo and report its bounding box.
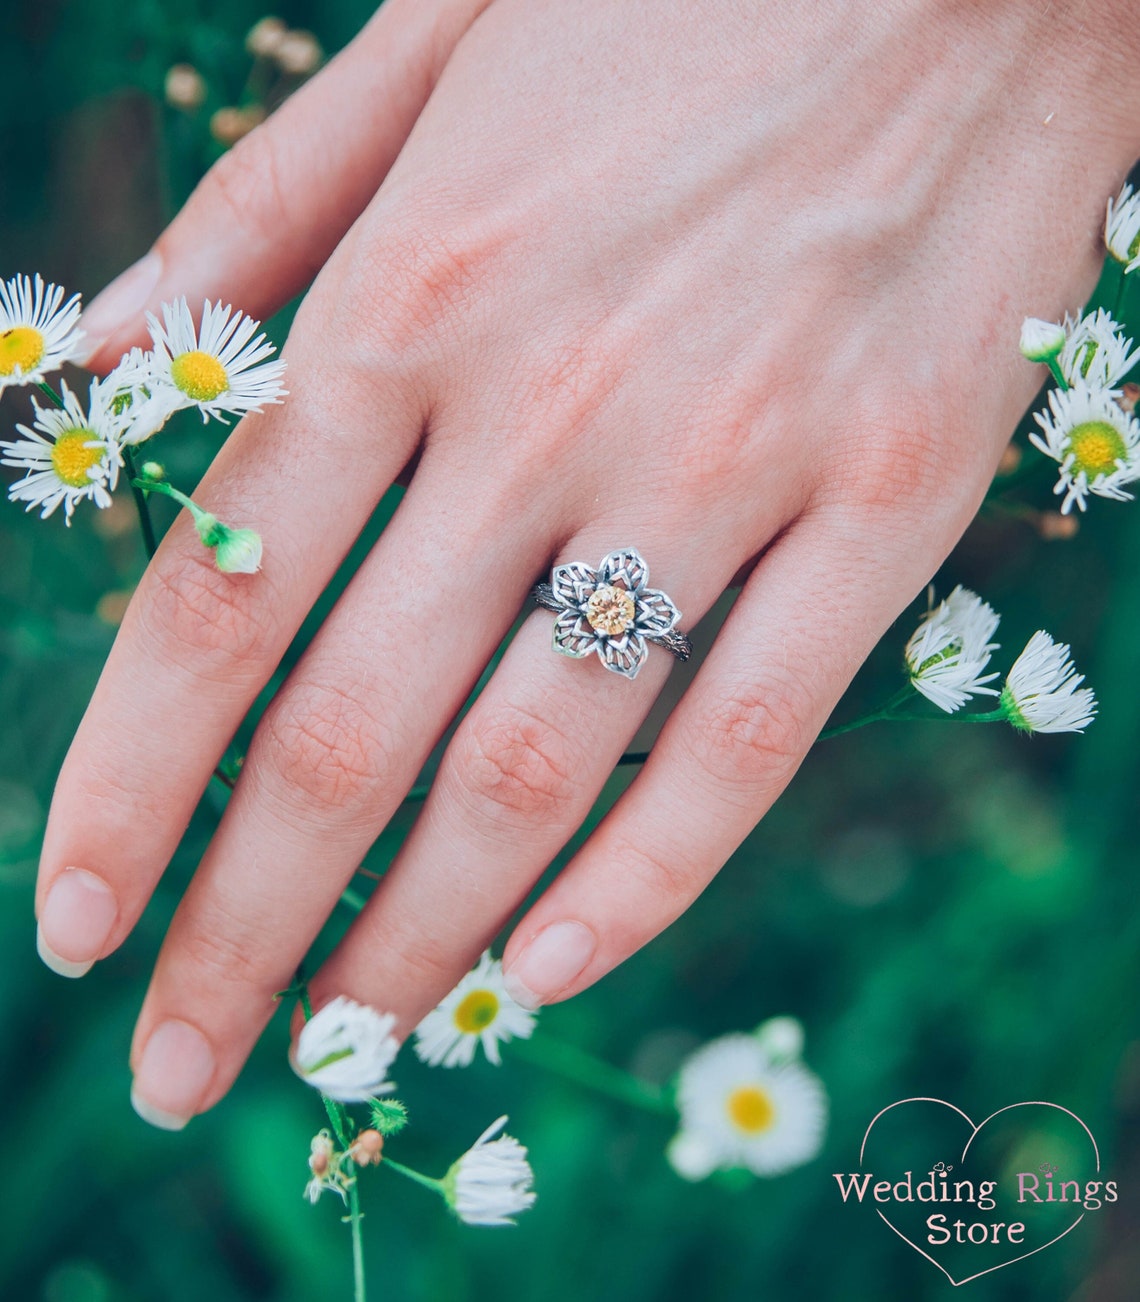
[859,1098,1100,1287]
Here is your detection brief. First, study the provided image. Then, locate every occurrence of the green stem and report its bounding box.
[1046,358,1069,392]
[36,380,64,406]
[340,886,368,914]
[1112,261,1128,320]
[511,1033,674,1116]
[347,1171,366,1302]
[124,449,158,559]
[383,1157,446,1196]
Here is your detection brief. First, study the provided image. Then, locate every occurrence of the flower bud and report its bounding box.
[140,460,165,481]
[1019,317,1066,364]
[754,1016,805,1064]
[349,1129,384,1167]
[275,30,323,75]
[1035,511,1080,541]
[210,106,266,146]
[246,16,288,58]
[165,64,207,111]
[1117,382,1140,414]
[214,526,263,574]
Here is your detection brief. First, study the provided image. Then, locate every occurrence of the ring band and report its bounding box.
[530,547,692,680]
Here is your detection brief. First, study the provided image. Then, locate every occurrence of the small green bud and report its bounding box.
[1019,317,1066,364]
[369,1097,409,1136]
[140,460,165,481]
[213,525,263,574]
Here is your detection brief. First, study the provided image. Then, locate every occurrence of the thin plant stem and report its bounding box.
[124,449,159,559]
[1046,357,1069,391]
[510,1034,673,1116]
[383,1156,445,1196]
[36,380,64,406]
[347,1174,366,1302]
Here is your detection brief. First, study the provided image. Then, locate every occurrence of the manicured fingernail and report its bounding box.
[75,251,163,363]
[131,1019,215,1131]
[36,868,118,978]
[503,921,597,1010]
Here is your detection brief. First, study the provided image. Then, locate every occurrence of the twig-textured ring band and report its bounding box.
[530,547,692,680]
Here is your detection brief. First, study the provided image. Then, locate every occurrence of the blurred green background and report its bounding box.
[3,2,1140,1299]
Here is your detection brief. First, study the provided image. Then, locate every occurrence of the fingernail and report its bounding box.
[36,868,118,978]
[503,921,597,1010]
[131,1019,215,1131]
[75,251,163,363]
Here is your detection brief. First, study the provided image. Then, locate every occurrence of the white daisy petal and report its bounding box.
[1001,630,1096,734]
[444,1116,536,1226]
[0,274,84,390]
[1,378,125,523]
[1029,382,1140,513]
[904,586,1001,713]
[413,951,536,1069]
[669,1033,828,1180]
[290,996,399,1101]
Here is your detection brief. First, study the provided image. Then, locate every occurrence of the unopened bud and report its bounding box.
[275,29,323,75]
[246,16,288,58]
[1019,317,1066,364]
[1036,511,1080,541]
[165,63,207,111]
[996,443,1022,477]
[754,1016,805,1064]
[308,1131,335,1177]
[210,105,266,146]
[140,460,165,481]
[1117,382,1140,414]
[349,1129,384,1167]
[214,525,263,574]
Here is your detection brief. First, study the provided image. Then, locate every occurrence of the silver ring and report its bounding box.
[530,547,692,680]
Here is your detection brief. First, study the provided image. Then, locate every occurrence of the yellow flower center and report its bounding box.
[0,325,45,377]
[170,349,229,401]
[586,584,636,636]
[50,430,104,488]
[726,1085,776,1134]
[454,989,500,1034]
[1069,420,1126,479]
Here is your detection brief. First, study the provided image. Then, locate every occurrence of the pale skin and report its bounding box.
[33,0,1140,1126]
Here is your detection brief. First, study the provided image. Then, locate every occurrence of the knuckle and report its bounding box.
[451,703,585,829]
[256,680,393,817]
[137,553,279,683]
[688,682,812,796]
[177,911,274,993]
[206,128,291,251]
[619,835,696,912]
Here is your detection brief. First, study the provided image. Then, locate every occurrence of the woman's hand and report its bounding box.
[35,0,1140,1127]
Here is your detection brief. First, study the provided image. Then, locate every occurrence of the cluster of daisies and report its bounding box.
[289,953,829,1225]
[1017,182,1140,514]
[902,586,1096,734]
[0,273,285,570]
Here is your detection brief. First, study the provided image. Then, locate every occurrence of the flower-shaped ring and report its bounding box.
[531,547,692,680]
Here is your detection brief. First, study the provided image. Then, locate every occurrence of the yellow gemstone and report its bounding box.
[726,1085,776,1134]
[454,989,500,1034]
[0,325,45,377]
[1069,419,1126,479]
[586,584,636,636]
[50,430,103,488]
[170,349,229,401]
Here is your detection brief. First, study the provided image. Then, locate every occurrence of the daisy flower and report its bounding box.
[290,996,400,1102]
[443,1116,536,1226]
[1000,631,1097,734]
[1058,309,1140,388]
[0,274,84,390]
[414,951,536,1068]
[1029,382,1140,513]
[129,298,286,429]
[904,586,1001,713]
[1106,182,1140,273]
[667,1033,828,1181]
[1,378,124,522]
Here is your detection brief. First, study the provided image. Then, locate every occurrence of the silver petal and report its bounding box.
[597,631,648,680]
[550,561,598,608]
[597,547,649,594]
[553,609,598,658]
[635,588,681,636]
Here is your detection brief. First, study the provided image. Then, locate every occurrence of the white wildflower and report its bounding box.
[1029,382,1140,513]
[290,997,399,1102]
[0,274,83,390]
[414,952,536,1068]
[1001,631,1097,734]
[904,586,1001,713]
[1106,182,1140,273]
[1058,309,1140,388]
[443,1117,536,1226]
[668,1034,827,1181]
